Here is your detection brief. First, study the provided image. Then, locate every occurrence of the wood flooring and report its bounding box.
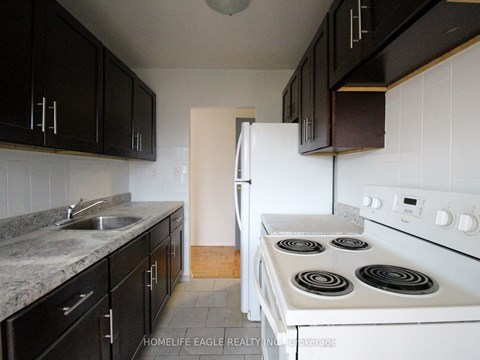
[190,246,240,278]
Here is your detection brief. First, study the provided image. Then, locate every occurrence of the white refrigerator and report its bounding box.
[234,123,333,321]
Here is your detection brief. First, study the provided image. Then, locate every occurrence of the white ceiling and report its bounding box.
[57,0,333,70]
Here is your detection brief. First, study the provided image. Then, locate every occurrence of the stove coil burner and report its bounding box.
[275,239,325,254]
[355,265,439,295]
[292,270,354,296]
[330,237,370,250]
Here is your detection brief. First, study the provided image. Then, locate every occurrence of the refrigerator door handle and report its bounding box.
[234,182,242,231]
[234,131,243,182]
[234,130,244,230]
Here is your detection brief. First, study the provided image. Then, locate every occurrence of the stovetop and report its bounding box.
[261,220,480,327]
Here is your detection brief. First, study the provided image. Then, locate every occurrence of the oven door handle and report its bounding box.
[254,247,287,345]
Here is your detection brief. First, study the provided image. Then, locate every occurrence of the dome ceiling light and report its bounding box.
[205,0,250,16]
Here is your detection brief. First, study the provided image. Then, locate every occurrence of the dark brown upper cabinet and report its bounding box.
[104,50,137,158]
[300,17,331,153]
[282,69,299,123]
[0,0,37,145]
[329,0,364,90]
[104,50,156,161]
[298,17,385,155]
[1,0,103,153]
[330,0,480,88]
[34,0,104,153]
[133,79,156,161]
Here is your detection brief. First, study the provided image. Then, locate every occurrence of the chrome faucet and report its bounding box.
[67,198,107,219]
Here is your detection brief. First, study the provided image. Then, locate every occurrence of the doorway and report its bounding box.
[189,107,255,278]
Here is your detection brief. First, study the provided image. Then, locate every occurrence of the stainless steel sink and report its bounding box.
[61,216,144,230]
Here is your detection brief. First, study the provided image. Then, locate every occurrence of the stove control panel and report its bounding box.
[361,185,480,259]
[393,194,425,217]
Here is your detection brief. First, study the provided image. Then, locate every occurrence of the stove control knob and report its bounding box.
[458,214,478,233]
[435,210,454,228]
[371,198,383,209]
[362,196,373,207]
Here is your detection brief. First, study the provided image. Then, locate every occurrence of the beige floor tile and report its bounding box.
[139,328,187,356]
[223,328,261,355]
[179,328,225,355]
[213,279,241,292]
[241,314,260,328]
[169,307,208,328]
[156,306,176,328]
[195,291,228,307]
[200,355,245,360]
[185,278,216,291]
[226,290,241,308]
[206,307,243,328]
[154,356,199,360]
[168,290,199,307]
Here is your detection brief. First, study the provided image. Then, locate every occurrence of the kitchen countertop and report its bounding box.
[261,214,363,235]
[0,201,183,322]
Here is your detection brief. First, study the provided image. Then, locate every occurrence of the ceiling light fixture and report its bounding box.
[205,0,250,16]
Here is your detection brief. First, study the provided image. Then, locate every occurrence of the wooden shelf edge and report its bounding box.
[0,142,129,161]
[337,87,388,92]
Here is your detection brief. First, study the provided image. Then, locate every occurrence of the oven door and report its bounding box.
[254,247,296,360]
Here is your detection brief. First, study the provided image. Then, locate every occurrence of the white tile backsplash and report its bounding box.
[337,41,480,207]
[0,149,129,219]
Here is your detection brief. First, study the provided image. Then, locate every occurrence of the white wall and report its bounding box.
[0,149,129,219]
[190,107,255,246]
[336,42,480,207]
[129,69,291,276]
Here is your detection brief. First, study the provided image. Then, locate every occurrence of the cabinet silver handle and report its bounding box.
[358,0,363,40]
[350,9,354,49]
[307,118,313,141]
[174,216,183,223]
[147,268,153,290]
[133,132,140,151]
[139,133,142,152]
[48,101,57,134]
[152,261,158,284]
[171,241,176,257]
[62,291,94,316]
[104,309,114,344]
[36,97,46,132]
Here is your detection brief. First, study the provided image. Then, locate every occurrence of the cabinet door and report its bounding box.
[364,0,435,55]
[36,295,111,360]
[329,0,364,88]
[282,69,299,123]
[298,49,313,150]
[0,0,38,145]
[110,257,150,360]
[282,86,291,123]
[38,0,103,153]
[289,71,299,122]
[310,17,331,151]
[150,237,170,331]
[170,223,184,291]
[104,49,136,158]
[133,79,156,160]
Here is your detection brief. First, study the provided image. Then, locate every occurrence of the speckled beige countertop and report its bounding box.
[0,201,183,322]
[261,214,363,235]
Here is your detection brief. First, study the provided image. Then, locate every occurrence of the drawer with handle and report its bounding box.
[3,259,108,360]
[170,207,184,231]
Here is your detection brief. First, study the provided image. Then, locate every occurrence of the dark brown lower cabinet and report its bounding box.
[150,236,170,330]
[36,295,111,360]
[110,257,150,360]
[1,210,184,360]
[170,223,184,291]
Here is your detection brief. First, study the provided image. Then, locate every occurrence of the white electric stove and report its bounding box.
[255,186,480,360]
